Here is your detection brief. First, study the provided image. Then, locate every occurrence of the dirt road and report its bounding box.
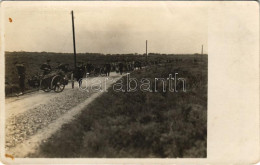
[5,72,124,158]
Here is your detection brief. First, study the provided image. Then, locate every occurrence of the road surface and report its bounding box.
[5,72,124,158]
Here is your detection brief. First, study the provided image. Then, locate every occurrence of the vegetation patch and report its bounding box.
[29,56,207,158]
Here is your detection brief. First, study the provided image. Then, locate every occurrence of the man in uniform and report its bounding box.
[105,62,111,76]
[14,61,26,95]
[40,59,52,75]
[75,62,85,87]
[118,62,124,75]
[86,62,93,74]
[40,59,52,90]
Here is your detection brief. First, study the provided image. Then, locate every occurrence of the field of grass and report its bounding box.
[30,55,207,158]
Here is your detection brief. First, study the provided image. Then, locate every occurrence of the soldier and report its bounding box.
[134,60,142,70]
[86,62,93,74]
[40,59,53,90]
[40,59,52,75]
[114,62,119,73]
[105,62,111,76]
[75,62,85,87]
[131,61,135,71]
[118,62,124,75]
[14,61,26,95]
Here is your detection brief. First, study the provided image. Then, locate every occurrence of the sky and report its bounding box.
[3,1,208,54]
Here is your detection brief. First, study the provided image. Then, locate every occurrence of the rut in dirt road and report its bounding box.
[5,72,123,157]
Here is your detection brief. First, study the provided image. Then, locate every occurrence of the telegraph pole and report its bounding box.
[146,40,148,65]
[201,45,203,55]
[71,10,77,69]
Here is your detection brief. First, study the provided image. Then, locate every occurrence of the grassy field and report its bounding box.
[29,55,207,158]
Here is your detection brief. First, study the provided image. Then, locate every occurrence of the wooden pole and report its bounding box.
[146,40,148,65]
[71,10,77,69]
[201,45,203,55]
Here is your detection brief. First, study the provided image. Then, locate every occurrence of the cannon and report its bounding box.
[28,71,68,93]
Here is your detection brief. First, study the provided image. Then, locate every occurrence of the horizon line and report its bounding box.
[5,51,208,55]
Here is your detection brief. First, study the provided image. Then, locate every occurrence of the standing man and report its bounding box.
[14,61,26,95]
[75,62,85,87]
[105,62,111,76]
[118,62,124,75]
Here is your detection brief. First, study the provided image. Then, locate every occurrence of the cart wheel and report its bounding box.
[51,76,65,93]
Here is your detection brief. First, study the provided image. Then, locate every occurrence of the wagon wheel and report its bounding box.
[51,75,65,93]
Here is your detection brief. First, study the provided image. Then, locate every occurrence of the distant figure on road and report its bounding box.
[75,62,85,87]
[41,59,52,76]
[105,63,111,76]
[86,63,94,74]
[14,61,26,95]
[134,61,142,70]
[118,62,124,75]
[115,62,119,73]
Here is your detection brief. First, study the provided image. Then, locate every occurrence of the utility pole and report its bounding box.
[71,10,77,69]
[146,40,148,65]
[201,45,203,55]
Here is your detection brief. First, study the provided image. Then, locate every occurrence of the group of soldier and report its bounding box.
[13,59,55,95]
[13,59,144,95]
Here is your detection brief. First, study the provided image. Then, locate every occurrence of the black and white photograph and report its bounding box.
[3,2,208,158]
[1,1,258,164]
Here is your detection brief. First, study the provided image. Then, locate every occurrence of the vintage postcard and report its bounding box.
[0,1,259,164]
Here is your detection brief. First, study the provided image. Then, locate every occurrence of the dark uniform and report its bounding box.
[118,62,124,75]
[40,60,52,90]
[15,63,26,94]
[86,63,93,74]
[105,63,111,76]
[40,61,52,75]
[75,62,85,87]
